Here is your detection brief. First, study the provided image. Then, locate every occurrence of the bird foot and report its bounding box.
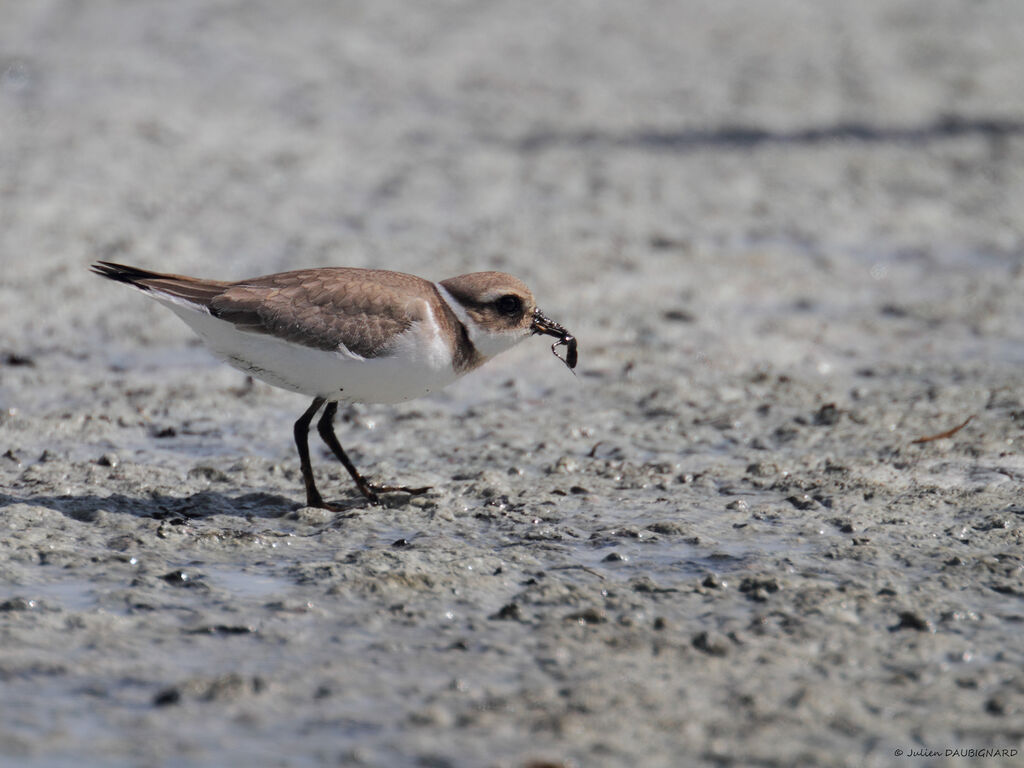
[356,482,432,506]
[303,495,346,512]
[366,483,432,496]
[305,483,431,510]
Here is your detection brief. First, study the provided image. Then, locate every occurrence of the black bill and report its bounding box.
[531,309,578,373]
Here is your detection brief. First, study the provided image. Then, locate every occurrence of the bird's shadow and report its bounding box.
[0,489,366,523]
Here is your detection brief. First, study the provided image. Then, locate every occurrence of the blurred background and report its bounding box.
[3,0,1023,380]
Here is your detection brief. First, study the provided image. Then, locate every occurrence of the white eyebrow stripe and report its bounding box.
[434,282,478,342]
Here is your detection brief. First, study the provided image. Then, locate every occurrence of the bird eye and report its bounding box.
[495,294,523,316]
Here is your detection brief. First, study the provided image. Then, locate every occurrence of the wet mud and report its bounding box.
[2,2,1024,766]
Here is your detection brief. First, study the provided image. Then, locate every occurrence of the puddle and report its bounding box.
[571,529,815,586]
[545,488,826,587]
[199,564,294,601]
[2,580,99,612]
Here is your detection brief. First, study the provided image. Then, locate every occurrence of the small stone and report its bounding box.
[702,573,723,589]
[0,597,36,612]
[813,403,842,425]
[292,506,333,525]
[786,494,818,510]
[187,465,229,482]
[738,576,780,602]
[663,308,696,323]
[985,695,1007,716]
[96,452,118,468]
[2,352,34,367]
[153,687,181,707]
[548,456,579,474]
[490,602,523,621]
[646,521,686,536]
[891,611,934,633]
[159,570,206,589]
[692,630,730,656]
[184,624,255,636]
[408,705,454,727]
[565,607,606,625]
[746,461,778,477]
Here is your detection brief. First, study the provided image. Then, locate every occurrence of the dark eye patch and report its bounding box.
[495,294,523,316]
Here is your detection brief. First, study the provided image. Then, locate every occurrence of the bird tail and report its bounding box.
[91,261,228,307]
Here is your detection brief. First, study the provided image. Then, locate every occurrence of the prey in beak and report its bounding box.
[531,309,578,373]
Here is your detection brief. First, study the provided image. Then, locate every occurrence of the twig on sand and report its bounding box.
[911,415,974,444]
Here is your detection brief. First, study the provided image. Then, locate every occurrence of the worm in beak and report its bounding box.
[531,309,578,372]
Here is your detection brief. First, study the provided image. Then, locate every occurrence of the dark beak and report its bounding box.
[531,309,578,372]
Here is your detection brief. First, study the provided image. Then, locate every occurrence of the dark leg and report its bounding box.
[294,397,328,509]
[316,402,431,504]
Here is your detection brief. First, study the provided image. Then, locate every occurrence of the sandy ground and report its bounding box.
[2,2,1024,766]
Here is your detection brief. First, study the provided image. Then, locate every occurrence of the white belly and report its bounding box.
[162,299,461,403]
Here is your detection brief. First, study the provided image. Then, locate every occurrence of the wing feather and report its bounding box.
[209,269,429,357]
[94,262,436,358]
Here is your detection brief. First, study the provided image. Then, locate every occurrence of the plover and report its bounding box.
[92,261,577,508]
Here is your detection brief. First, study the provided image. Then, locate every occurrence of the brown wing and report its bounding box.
[93,262,435,358]
[209,268,433,357]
